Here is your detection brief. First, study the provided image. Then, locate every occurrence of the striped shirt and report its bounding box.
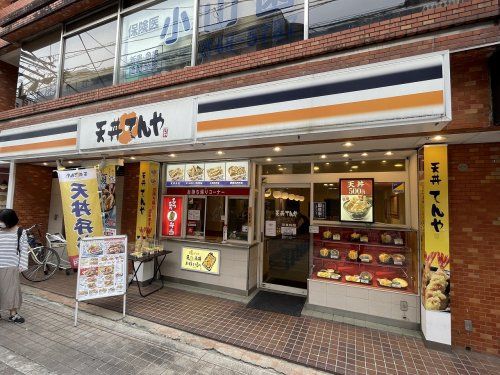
[0,229,29,270]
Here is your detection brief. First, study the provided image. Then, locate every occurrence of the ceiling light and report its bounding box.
[266,158,272,162]
[361,161,366,164]
[323,183,328,186]
[329,183,334,186]
[382,160,387,164]
[352,165,358,169]
[394,163,404,167]
[345,161,349,165]
[216,150,225,155]
[277,164,282,167]
[361,152,368,157]
[313,166,320,171]
[325,162,330,166]
[273,146,282,152]
[342,153,349,158]
[343,142,353,147]
[169,153,176,157]
[130,156,136,160]
[385,151,394,156]
[320,154,327,159]
[68,161,74,164]
[278,168,284,171]
[42,162,48,166]
[432,135,446,141]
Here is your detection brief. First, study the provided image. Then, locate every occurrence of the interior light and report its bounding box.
[361,152,368,157]
[352,165,358,169]
[325,162,330,165]
[323,183,328,186]
[169,153,176,157]
[343,142,353,147]
[361,161,366,164]
[130,156,136,160]
[273,191,282,199]
[68,161,74,164]
[281,192,289,200]
[345,161,349,165]
[266,158,272,162]
[278,168,284,171]
[395,163,404,167]
[432,135,446,141]
[313,166,320,171]
[382,160,387,164]
[273,146,282,152]
[385,151,394,156]
[342,153,349,158]
[329,183,334,186]
[42,162,48,166]
[217,150,225,155]
[320,154,327,159]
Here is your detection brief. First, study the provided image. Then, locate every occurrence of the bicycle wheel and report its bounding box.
[22,247,61,282]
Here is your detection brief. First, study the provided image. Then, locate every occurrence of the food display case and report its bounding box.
[311,226,418,295]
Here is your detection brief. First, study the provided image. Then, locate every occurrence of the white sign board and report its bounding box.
[265,220,276,237]
[79,98,194,150]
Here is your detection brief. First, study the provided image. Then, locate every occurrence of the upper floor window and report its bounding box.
[16,30,60,106]
[62,20,117,96]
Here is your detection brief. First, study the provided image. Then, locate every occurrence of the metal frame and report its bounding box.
[304,0,309,40]
[191,0,199,66]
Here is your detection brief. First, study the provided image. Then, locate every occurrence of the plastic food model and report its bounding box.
[329,249,340,259]
[377,278,392,287]
[359,271,373,284]
[359,253,372,263]
[350,232,361,241]
[332,233,341,240]
[348,249,358,261]
[392,253,405,264]
[391,278,408,288]
[319,248,330,257]
[381,233,392,244]
[360,235,369,243]
[323,230,332,239]
[379,253,391,263]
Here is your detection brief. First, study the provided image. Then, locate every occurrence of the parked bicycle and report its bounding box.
[22,224,61,282]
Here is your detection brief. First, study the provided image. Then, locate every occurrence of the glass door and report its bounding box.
[262,185,310,294]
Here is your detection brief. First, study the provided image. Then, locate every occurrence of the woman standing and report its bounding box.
[0,209,28,323]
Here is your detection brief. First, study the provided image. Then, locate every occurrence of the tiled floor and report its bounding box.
[23,271,500,375]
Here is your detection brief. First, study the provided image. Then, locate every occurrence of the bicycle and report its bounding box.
[21,224,61,282]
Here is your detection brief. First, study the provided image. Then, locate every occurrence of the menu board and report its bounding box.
[340,178,374,223]
[76,236,127,301]
[181,247,220,275]
[166,161,249,186]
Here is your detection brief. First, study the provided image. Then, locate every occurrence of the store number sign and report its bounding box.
[340,178,374,223]
[162,196,183,237]
[181,247,220,275]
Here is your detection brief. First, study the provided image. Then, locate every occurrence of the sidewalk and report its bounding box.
[0,291,326,375]
[22,272,500,375]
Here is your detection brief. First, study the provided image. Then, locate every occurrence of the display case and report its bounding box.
[311,226,418,294]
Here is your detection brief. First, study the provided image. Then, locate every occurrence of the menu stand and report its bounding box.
[127,250,172,297]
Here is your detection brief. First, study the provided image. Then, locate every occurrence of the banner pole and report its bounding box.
[123,294,126,318]
[74,301,79,327]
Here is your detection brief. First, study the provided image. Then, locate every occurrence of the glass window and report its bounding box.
[62,20,117,96]
[186,196,205,237]
[228,198,249,241]
[119,0,193,83]
[197,0,304,64]
[313,181,406,225]
[262,163,310,175]
[16,31,60,106]
[205,196,225,240]
[309,0,405,38]
[314,159,406,173]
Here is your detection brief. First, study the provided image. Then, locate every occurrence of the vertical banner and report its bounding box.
[421,145,450,311]
[58,168,104,268]
[136,161,160,240]
[162,196,183,237]
[98,165,117,236]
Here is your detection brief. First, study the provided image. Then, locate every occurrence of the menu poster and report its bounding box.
[162,196,183,237]
[76,236,127,302]
[181,247,220,275]
[165,161,249,186]
[340,178,374,223]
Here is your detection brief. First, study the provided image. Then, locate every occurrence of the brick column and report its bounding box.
[0,60,17,112]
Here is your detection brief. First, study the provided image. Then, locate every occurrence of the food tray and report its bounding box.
[376,280,408,289]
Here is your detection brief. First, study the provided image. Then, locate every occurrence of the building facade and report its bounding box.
[0,0,498,355]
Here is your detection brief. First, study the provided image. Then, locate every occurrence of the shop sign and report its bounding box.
[166,161,249,186]
[165,187,250,196]
[57,168,104,268]
[340,178,374,223]
[313,202,326,219]
[76,236,127,301]
[136,162,160,240]
[79,99,194,150]
[421,145,450,311]
[162,196,183,237]
[181,247,220,275]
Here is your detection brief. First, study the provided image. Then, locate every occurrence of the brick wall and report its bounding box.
[0,60,17,111]
[121,162,139,244]
[449,143,500,356]
[12,164,53,237]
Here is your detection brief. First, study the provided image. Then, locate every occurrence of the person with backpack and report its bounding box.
[0,209,28,324]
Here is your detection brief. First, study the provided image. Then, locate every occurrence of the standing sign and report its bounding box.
[340,178,374,223]
[136,161,160,240]
[74,236,127,325]
[58,168,103,268]
[421,145,450,311]
[162,196,183,237]
[181,247,220,275]
[98,165,117,236]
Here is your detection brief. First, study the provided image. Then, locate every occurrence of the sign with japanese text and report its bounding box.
[313,202,326,219]
[162,196,183,237]
[79,99,194,150]
[98,165,117,236]
[136,162,160,240]
[165,187,250,196]
[181,247,220,275]
[166,161,249,187]
[340,179,374,223]
[58,168,104,268]
[76,236,127,301]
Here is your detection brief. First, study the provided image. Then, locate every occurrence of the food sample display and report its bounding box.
[312,226,417,294]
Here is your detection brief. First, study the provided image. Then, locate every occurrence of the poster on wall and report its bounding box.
[136,161,160,240]
[162,196,183,237]
[166,161,249,186]
[339,178,374,223]
[181,247,220,275]
[421,145,450,311]
[58,168,104,269]
[98,165,117,236]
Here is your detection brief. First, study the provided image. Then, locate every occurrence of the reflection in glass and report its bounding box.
[197,0,304,64]
[16,31,60,106]
[119,0,193,83]
[314,159,406,173]
[262,163,310,175]
[228,198,249,241]
[309,0,404,38]
[205,196,225,240]
[313,183,340,221]
[62,20,117,95]
[186,197,206,237]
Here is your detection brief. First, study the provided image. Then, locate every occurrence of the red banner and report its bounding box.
[166,187,250,196]
[162,196,183,237]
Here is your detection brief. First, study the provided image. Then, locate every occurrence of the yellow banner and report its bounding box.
[181,247,220,275]
[135,161,160,240]
[58,168,103,268]
[421,145,450,311]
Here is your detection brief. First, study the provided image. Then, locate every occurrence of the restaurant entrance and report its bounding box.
[261,185,310,295]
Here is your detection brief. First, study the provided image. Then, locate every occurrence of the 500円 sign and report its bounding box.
[181,247,220,275]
